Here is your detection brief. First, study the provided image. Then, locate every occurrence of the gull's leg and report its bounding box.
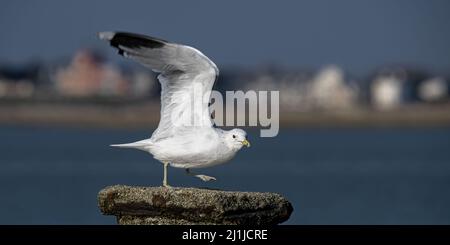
[185,168,217,182]
[162,162,172,187]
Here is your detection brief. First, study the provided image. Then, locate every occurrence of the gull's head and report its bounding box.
[225,128,250,150]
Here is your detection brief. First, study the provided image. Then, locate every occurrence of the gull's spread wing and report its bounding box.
[99,32,219,141]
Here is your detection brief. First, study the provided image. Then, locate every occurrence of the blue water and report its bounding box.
[1,125,450,224]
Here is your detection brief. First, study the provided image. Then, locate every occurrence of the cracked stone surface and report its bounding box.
[98,185,293,225]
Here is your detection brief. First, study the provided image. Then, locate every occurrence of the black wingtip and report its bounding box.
[109,32,167,50]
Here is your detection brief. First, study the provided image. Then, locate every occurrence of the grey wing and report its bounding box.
[99,31,219,141]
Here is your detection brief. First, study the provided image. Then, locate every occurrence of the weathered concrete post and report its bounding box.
[98,185,293,225]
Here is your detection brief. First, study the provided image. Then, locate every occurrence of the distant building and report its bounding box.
[0,65,39,98]
[418,77,448,102]
[239,65,359,111]
[370,68,430,110]
[238,68,312,111]
[371,75,404,110]
[53,49,158,98]
[307,66,359,110]
[55,50,127,97]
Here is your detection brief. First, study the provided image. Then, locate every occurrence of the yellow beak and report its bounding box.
[241,139,251,147]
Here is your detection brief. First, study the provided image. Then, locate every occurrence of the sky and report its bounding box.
[1,0,450,76]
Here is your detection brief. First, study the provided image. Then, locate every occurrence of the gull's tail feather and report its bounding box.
[110,139,152,151]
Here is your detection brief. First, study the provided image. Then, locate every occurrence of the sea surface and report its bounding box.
[1,125,450,224]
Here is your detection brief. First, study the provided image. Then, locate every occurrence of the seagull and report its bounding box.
[99,32,250,187]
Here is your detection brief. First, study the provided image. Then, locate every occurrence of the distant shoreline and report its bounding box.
[1,100,450,129]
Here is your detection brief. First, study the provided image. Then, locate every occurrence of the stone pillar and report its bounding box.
[98,185,293,225]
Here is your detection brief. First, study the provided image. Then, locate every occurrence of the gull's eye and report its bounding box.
[232,135,236,139]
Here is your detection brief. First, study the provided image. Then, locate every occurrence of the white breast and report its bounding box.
[148,127,235,169]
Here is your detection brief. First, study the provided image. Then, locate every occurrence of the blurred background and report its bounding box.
[1,0,450,224]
